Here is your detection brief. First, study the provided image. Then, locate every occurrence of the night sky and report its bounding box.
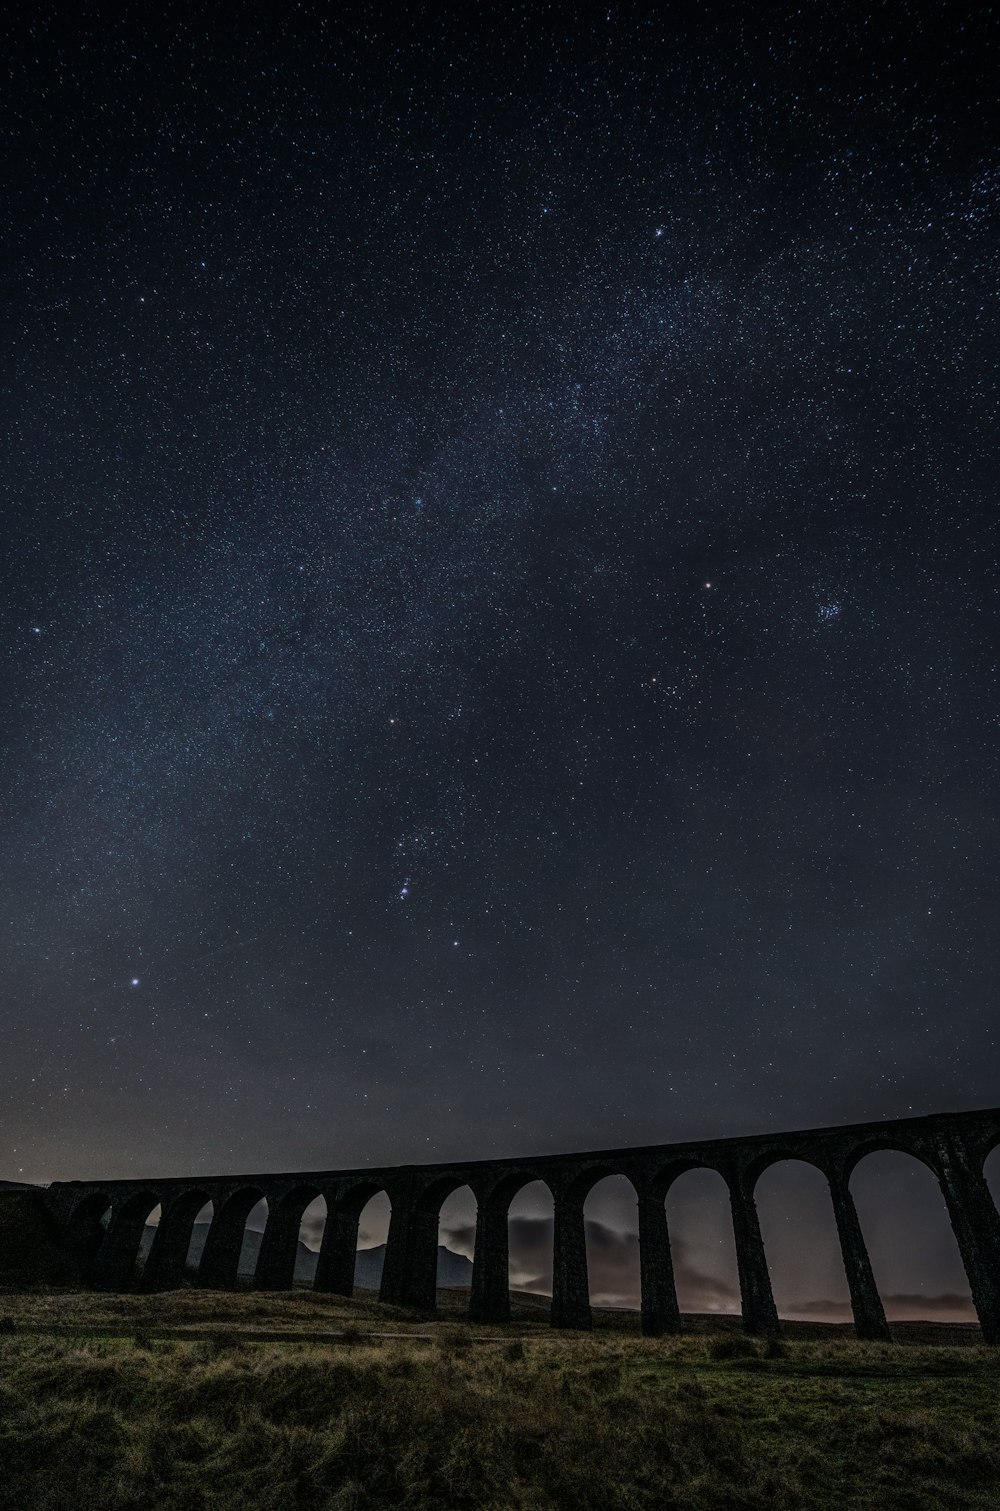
[3,4,998,1316]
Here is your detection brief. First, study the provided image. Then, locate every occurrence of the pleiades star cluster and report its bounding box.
[1,3,997,1309]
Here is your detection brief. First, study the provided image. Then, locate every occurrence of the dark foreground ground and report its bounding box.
[1,1288,998,1510]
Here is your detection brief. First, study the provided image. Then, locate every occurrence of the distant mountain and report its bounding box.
[138,1223,474,1288]
[354,1242,475,1289]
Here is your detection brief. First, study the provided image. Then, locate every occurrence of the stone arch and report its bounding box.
[143,1188,213,1291]
[489,1166,558,1323]
[295,1193,328,1287]
[435,1183,477,1300]
[984,1145,1000,1213]
[462,1171,556,1325]
[850,1150,973,1322]
[352,1184,392,1294]
[582,1173,641,1314]
[840,1138,941,1183]
[240,1195,269,1284]
[561,1164,642,1206]
[653,1156,728,1202]
[339,1181,391,1221]
[92,1189,161,1291]
[663,1165,740,1318]
[488,1170,558,1212]
[63,1191,112,1282]
[256,1185,324,1290]
[185,1197,215,1278]
[742,1148,830,1190]
[312,1182,393,1298]
[376,1175,474,1313]
[505,1176,556,1321]
[547,1167,643,1331]
[753,1159,850,1322]
[410,1174,466,1215]
[200,1187,268,1289]
[130,1200,164,1286]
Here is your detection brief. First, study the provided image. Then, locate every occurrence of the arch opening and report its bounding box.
[583,1174,640,1316]
[252,1185,325,1291]
[754,1160,849,1322]
[199,1187,269,1289]
[239,1197,268,1284]
[664,1168,740,1318]
[850,1151,973,1322]
[507,1179,554,1322]
[353,1190,392,1295]
[436,1185,477,1305]
[139,1191,215,1291]
[101,1191,161,1291]
[185,1200,214,1278]
[135,1203,162,1280]
[294,1193,328,1287]
[983,1146,1000,1216]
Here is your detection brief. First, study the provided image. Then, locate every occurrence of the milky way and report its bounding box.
[2,4,998,1309]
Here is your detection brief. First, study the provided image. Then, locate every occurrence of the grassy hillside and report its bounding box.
[0,1290,998,1509]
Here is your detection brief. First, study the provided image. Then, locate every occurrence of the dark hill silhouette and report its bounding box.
[138,1223,474,1288]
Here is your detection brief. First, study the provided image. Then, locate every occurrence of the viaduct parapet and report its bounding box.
[37,1106,1000,1341]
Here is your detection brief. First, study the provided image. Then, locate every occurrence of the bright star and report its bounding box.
[130,977,140,988]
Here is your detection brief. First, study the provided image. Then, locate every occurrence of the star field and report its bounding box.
[1,6,998,1305]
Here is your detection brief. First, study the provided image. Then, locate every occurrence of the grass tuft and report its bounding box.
[708,1332,760,1360]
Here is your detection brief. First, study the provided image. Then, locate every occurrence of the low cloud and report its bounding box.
[441,1219,477,1258]
[300,1211,326,1248]
[791,1293,976,1323]
[323,1211,976,1324]
[881,1293,975,1321]
[445,1214,739,1311]
[577,1219,640,1306]
[670,1234,740,1312]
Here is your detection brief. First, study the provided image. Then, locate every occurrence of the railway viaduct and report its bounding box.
[34,1106,1000,1341]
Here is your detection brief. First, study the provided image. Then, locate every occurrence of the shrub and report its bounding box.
[709,1332,761,1361]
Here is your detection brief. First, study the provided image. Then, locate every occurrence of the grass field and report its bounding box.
[1,1289,998,1510]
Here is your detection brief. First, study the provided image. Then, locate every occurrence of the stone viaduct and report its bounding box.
[39,1106,1000,1341]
